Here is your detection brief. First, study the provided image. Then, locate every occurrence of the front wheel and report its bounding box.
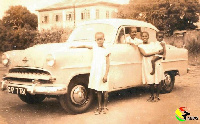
[59,77,94,114]
[161,72,175,93]
[18,93,46,104]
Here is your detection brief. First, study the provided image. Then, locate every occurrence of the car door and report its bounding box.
[108,26,143,90]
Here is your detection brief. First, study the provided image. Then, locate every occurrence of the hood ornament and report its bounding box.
[22,57,28,63]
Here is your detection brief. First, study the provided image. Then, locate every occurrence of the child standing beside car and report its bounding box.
[138,31,164,102]
[71,32,111,115]
[150,31,166,75]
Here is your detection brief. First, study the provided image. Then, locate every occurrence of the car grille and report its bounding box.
[4,67,52,84]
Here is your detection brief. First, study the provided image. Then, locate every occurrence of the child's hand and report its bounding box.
[103,76,107,83]
[163,57,166,60]
[158,50,164,55]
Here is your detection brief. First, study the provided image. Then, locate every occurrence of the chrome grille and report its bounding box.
[4,67,52,83]
[9,68,50,75]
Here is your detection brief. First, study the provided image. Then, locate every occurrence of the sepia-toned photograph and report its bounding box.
[0,0,200,123]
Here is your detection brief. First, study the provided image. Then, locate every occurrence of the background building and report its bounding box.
[37,0,120,31]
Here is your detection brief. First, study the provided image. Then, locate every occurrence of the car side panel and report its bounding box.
[162,45,188,75]
[109,44,143,90]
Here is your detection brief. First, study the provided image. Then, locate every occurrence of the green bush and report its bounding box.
[185,33,200,55]
[0,26,37,51]
[0,27,73,52]
[33,28,73,46]
[165,30,200,53]
[165,30,200,65]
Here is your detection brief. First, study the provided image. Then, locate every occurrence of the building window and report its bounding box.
[44,16,48,23]
[81,9,90,20]
[86,10,90,19]
[81,13,84,20]
[106,11,109,18]
[96,9,99,19]
[55,14,62,22]
[56,15,59,22]
[66,12,74,21]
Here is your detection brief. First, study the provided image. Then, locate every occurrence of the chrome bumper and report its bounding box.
[1,80,67,95]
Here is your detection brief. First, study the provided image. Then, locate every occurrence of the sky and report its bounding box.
[0,0,130,19]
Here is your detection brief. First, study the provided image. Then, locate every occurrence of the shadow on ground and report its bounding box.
[0,84,183,120]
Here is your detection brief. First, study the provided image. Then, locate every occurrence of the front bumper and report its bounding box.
[1,80,67,95]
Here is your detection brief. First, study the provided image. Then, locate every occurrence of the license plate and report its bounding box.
[8,86,26,95]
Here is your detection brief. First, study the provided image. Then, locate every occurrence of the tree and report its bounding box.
[117,0,199,35]
[0,6,38,51]
[0,20,6,42]
[164,2,199,34]
[2,5,38,30]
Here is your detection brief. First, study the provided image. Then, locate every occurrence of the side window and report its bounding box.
[136,27,141,39]
[126,27,141,39]
[116,26,142,44]
[116,27,125,44]
[125,27,130,34]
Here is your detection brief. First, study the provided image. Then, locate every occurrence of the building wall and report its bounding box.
[38,5,118,31]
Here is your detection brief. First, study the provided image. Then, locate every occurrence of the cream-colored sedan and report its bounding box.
[1,19,188,114]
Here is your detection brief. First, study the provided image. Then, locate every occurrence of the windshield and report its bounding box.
[68,23,116,43]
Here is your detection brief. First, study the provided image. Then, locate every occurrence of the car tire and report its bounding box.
[59,76,94,114]
[18,93,46,104]
[161,72,175,93]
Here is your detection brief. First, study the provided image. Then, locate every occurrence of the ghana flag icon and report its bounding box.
[175,107,190,121]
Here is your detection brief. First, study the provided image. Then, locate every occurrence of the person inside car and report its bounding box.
[126,27,143,47]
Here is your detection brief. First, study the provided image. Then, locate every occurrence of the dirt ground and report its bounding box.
[0,64,199,124]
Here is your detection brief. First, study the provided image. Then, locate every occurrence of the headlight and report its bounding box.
[2,53,9,66]
[46,54,55,67]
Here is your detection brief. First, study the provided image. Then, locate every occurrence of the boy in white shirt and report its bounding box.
[126,27,143,47]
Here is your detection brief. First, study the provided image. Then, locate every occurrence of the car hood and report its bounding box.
[26,43,69,52]
[26,41,94,52]
[6,42,94,68]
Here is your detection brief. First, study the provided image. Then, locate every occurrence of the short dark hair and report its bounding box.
[156,31,164,37]
[128,27,137,33]
[141,31,149,37]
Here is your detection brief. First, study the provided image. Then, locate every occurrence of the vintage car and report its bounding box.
[1,19,188,114]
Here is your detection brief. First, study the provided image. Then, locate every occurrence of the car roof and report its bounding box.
[78,19,159,31]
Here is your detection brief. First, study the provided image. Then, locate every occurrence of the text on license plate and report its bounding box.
[8,86,26,95]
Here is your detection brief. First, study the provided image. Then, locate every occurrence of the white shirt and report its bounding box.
[126,36,143,45]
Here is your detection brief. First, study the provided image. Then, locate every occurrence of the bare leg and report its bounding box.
[155,83,161,102]
[147,84,154,102]
[103,91,108,108]
[102,91,109,114]
[156,83,161,97]
[150,56,162,75]
[95,91,102,115]
[150,58,156,75]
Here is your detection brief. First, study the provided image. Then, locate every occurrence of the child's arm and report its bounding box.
[128,42,138,48]
[103,54,110,83]
[126,39,139,48]
[138,47,157,57]
[161,42,166,60]
[71,45,93,49]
